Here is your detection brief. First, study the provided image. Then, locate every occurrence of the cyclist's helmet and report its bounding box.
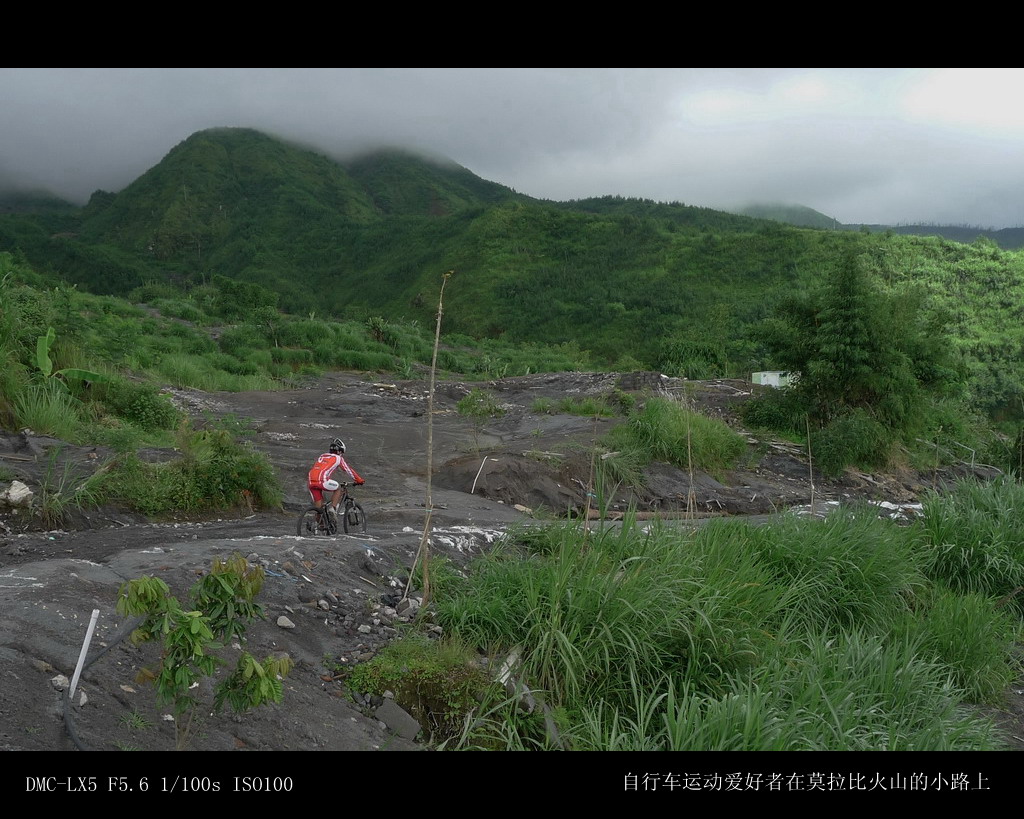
[329,438,346,454]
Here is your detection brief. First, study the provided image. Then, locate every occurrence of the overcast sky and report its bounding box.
[3,68,1024,228]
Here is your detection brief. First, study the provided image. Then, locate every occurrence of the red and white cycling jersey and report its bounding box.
[307,452,363,488]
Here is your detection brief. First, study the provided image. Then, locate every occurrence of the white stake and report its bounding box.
[471,455,491,495]
[69,609,100,701]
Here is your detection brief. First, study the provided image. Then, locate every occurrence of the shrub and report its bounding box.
[99,429,283,515]
[813,409,895,477]
[346,633,490,744]
[458,388,506,420]
[606,388,636,414]
[98,378,181,432]
[602,396,746,476]
[739,387,807,433]
[174,428,283,511]
[366,316,399,350]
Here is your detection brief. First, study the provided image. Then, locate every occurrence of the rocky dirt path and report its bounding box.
[1,370,1020,772]
[0,370,614,759]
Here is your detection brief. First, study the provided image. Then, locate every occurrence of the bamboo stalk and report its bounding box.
[405,271,452,606]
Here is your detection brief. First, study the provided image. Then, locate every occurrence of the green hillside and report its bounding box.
[0,126,1022,431]
[344,148,526,215]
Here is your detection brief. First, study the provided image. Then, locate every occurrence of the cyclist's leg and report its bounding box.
[323,479,341,516]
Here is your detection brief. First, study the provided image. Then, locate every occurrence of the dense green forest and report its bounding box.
[1,126,1022,472]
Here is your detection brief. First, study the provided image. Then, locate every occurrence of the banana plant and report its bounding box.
[35,326,109,388]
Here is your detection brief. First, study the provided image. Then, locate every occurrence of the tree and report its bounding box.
[745,247,957,474]
[806,249,882,421]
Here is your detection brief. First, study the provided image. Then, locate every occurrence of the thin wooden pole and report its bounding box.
[405,271,452,606]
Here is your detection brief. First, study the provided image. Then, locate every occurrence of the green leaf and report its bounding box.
[35,326,55,378]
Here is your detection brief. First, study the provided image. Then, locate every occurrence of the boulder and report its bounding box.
[1,480,34,508]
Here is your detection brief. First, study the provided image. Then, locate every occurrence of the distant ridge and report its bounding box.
[737,202,1024,250]
[0,189,76,213]
[855,223,1024,250]
[737,203,840,230]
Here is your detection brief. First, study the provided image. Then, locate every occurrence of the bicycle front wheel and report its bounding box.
[343,502,367,535]
[297,506,336,537]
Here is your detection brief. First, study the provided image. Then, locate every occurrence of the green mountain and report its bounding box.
[4,128,536,296]
[1,127,1022,424]
[0,127,787,349]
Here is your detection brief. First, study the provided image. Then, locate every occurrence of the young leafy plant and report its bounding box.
[458,387,505,453]
[116,553,292,750]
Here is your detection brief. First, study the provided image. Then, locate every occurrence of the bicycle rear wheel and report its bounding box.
[342,502,367,535]
[297,506,336,537]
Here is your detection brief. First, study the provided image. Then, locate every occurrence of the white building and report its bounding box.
[752,371,796,388]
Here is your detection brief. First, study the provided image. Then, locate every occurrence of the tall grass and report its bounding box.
[36,449,106,529]
[895,587,1021,704]
[601,395,746,478]
[431,490,1018,751]
[726,630,1000,751]
[555,397,616,417]
[915,477,1024,616]
[0,347,28,426]
[151,353,280,392]
[13,382,81,440]
[566,629,1001,750]
[701,508,926,634]
[440,520,781,710]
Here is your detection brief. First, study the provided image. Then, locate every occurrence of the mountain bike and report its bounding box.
[296,483,367,537]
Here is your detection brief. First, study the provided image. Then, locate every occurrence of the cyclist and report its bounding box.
[307,438,364,519]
